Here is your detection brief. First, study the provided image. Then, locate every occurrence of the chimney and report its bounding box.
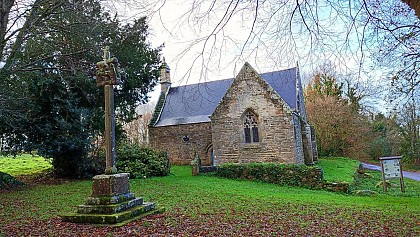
[160,57,171,93]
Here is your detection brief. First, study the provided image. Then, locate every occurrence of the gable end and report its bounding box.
[211,63,294,120]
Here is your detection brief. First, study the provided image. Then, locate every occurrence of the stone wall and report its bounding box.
[310,125,319,163]
[301,123,319,165]
[211,64,300,165]
[149,122,213,165]
[302,122,313,165]
[323,181,350,193]
[293,113,305,164]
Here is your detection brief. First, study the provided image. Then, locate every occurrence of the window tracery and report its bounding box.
[243,110,259,143]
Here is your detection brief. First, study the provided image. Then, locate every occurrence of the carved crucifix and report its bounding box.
[96,46,121,174]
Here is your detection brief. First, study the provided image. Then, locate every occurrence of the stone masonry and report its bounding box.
[210,64,301,165]
[149,122,213,165]
[149,62,317,166]
[61,173,162,225]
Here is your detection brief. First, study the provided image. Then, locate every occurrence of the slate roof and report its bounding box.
[153,67,297,127]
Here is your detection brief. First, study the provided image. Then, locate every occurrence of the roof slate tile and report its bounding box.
[154,67,297,127]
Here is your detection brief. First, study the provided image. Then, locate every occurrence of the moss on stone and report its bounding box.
[85,192,136,205]
[376,180,392,188]
[0,172,25,190]
[78,197,143,214]
[354,190,378,196]
[61,204,163,225]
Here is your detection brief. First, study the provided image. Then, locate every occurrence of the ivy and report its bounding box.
[216,163,324,189]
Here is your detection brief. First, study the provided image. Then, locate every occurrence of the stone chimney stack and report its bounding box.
[160,57,171,93]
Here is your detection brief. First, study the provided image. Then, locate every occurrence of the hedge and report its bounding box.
[216,163,324,189]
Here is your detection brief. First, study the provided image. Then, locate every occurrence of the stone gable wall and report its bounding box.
[211,64,300,165]
[149,123,213,165]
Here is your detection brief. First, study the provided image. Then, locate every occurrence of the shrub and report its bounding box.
[48,144,91,178]
[366,137,391,160]
[216,163,324,189]
[115,142,170,178]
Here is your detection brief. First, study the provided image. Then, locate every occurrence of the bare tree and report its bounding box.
[123,102,156,145]
[134,1,414,82]
[118,0,419,161]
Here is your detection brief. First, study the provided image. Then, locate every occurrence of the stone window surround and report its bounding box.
[242,109,260,144]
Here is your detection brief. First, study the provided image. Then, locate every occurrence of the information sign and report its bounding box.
[382,159,401,179]
[379,156,405,193]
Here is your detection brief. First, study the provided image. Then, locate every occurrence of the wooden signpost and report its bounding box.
[379,156,405,193]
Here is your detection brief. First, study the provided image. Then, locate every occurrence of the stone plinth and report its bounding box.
[62,173,163,226]
[91,173,130,197]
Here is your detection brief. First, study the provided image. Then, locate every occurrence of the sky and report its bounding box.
[111,0,417,113]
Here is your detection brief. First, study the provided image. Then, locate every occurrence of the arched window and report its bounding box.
[243,110,259,143]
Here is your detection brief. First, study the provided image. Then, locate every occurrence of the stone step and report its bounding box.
[77,197,144,214]
[62,202,159,224]
[85,192,136,205]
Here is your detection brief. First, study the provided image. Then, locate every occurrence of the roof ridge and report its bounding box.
[170,78,233,88]
[170,67,296,88]
[152,66,299,127]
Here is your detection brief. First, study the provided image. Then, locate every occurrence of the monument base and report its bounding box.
[61,173,163,225]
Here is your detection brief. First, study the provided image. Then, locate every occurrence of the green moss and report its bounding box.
[355,190,378,196]
[61,205,163,225]
[149,92,167,127]
[376,180,392,188]
[85,193,136,205]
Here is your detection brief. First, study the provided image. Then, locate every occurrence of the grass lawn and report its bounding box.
[0,157,419,236]
[0,154,52,176]
[317,157,360,182]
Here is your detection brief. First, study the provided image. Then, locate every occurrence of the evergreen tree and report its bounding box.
[0,0,161,177]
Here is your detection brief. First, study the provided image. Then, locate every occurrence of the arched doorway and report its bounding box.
[205,144,214,166]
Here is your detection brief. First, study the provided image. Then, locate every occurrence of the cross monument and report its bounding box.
[61,47,161,225]
[95,46,122,174]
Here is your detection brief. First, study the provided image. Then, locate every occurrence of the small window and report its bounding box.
[243,110,259,143]
[182,135,190,143]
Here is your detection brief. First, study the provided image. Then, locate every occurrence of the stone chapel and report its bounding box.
[148,61,318,166]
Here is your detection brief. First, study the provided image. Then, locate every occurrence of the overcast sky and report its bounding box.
[111,0,416,112]
[115,1,340,83]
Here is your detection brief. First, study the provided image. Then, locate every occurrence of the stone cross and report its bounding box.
[96,46,121,175]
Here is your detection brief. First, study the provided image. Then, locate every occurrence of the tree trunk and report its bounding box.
[402,0,420,19]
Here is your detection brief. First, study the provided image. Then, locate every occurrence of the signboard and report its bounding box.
[382,159,401,179]
[379,156,405,193]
